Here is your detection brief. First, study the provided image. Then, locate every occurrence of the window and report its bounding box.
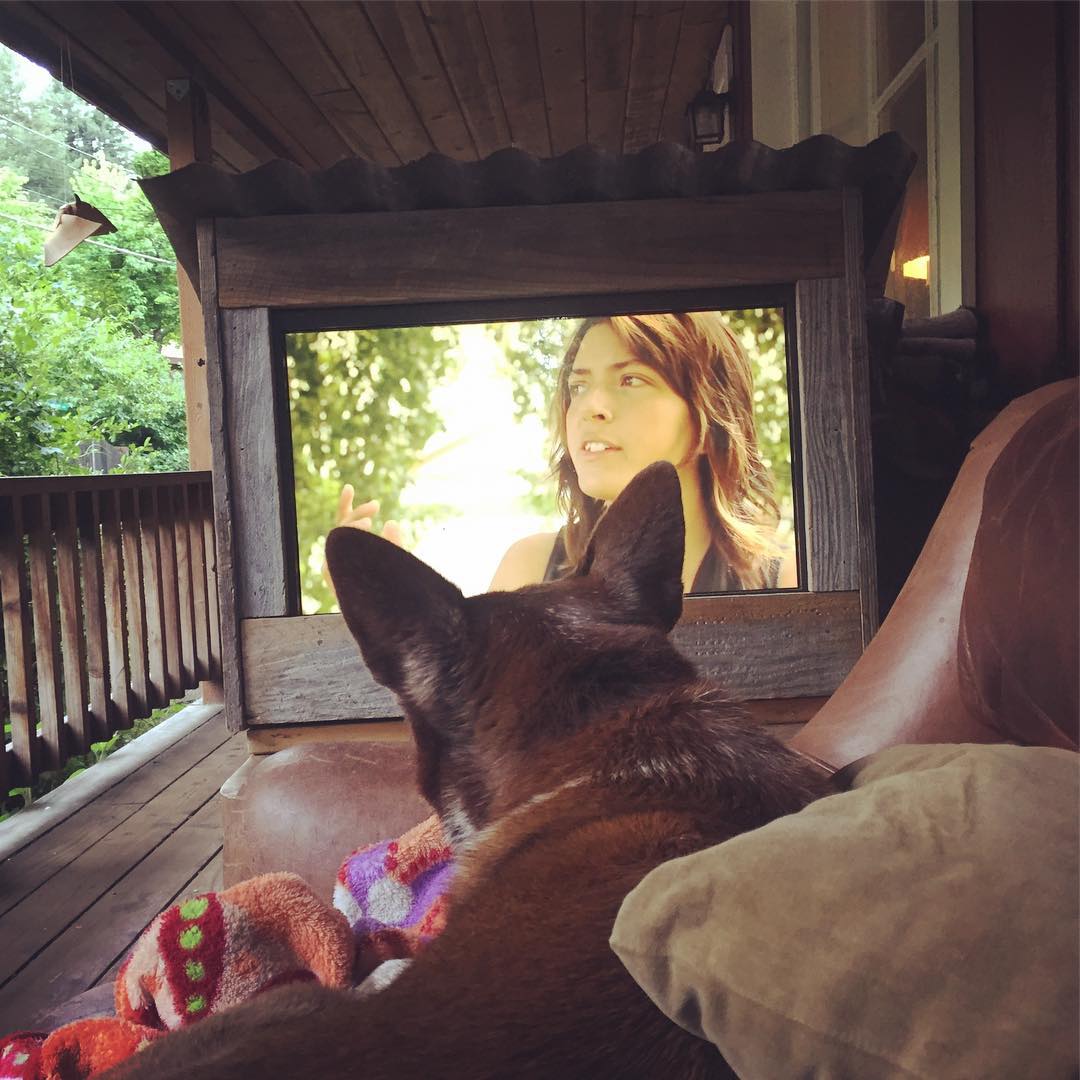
[752,0,973,316]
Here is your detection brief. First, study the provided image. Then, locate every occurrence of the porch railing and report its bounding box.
[0,472,220,793]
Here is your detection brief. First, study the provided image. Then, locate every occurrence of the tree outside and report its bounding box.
[0,45,185,478]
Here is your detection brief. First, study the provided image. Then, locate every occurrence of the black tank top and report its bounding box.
[541,530,780,593]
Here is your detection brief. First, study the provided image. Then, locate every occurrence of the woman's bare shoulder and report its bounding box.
[488,532,559,591]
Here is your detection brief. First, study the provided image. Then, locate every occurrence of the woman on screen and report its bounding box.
[488,311,796,592]
[333,311,796,595]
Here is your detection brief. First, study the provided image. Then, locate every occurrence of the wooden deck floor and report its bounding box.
[0,708,246,1034]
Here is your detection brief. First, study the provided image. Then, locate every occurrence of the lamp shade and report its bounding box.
[43,195,117,266]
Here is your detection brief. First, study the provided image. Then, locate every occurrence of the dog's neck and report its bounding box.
[442,776,588,855]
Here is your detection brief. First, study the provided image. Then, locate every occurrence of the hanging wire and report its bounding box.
[20,186,71,207]
[0,112,99,160]
[0,127,74,168]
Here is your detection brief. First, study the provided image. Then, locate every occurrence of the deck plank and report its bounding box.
[0,712,231,917]
[97,850,224,988]
[0,795,229,1033]
[0,735,247,988]
[184,850,224,897]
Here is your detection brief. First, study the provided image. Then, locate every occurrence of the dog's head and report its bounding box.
[326,461,693,848]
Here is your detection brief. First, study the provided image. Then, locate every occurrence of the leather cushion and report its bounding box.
[958,382,1078,749]
[221,741,432,899]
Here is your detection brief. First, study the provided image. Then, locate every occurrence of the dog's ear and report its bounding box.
[580,461,685,631]
[325,527,466,700]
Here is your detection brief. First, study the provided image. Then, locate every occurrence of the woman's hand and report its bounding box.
[322,485,404,593]
[333,484,403,546]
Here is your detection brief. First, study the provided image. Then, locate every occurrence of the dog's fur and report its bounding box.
[107,462,834,1080]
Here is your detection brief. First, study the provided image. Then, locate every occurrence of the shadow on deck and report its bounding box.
[0,707,246,1034]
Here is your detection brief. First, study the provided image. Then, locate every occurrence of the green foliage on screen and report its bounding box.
[287,327,460,613]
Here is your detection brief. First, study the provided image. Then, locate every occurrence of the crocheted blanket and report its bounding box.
[0,814,452,1080]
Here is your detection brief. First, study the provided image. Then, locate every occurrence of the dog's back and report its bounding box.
[108,464,833,1080]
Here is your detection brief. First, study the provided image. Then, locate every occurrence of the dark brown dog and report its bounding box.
[108,461,833,1080]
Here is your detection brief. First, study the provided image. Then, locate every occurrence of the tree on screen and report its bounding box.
[288,327,459,613]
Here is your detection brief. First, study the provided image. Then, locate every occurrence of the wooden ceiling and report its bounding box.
[0,1,741,172]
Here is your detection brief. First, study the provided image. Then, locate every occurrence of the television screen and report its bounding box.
[286,307,797,613]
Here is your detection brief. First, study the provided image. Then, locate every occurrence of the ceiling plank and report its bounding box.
[419,1,511,160]
[659,0,729,144]
[301,1,434,167]
[162,1,354,168]
[584,1,634,153]
[624,0,684,152]
[234,1,395,164]
[533,0,586,156]
[362,1,475,161]
[476,1,550,157]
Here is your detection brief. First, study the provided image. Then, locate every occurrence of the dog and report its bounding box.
[107,461,834,1079]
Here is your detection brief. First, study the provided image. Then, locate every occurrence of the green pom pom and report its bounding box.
[179,897,209,921]
[185,994,206,1014]
[179,925,203,951]
[185,959,205,981]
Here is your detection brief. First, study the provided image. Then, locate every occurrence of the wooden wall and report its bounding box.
[974,0,1078,399]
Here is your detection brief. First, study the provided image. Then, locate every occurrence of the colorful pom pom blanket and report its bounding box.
[0,814,452,1080]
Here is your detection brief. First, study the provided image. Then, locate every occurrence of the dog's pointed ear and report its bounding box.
[580,461,685,631]
[325,527,465,698]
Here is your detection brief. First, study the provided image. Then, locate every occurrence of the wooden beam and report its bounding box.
[167,78,222,706]
[199,220,245,730]
[973,0,1074,394]
[166,78,213,473]
[213,192,847,309]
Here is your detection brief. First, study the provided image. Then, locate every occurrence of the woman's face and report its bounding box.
[565,322,698,502]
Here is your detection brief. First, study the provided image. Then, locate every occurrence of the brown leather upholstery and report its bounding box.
[957,388,1078,750]
[221,741,430,894]
[791,379,1078,768]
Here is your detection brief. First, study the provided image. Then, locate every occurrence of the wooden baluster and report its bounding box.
[186,481,211,682]
[172,484,197,689]
[138,486,167,709]
[200,481,222,681]
[25,493,65,769]
[120,487,151,716]
[76,490,111,743]
[100,488,132,730]
[0,494,37,787]
[0,670,9,796]
[52,491,89,754]
[155,483,183,701]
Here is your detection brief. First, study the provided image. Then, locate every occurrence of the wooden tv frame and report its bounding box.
[196,189,876,738]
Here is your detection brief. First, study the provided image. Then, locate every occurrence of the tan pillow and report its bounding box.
[610,744,1079,1080]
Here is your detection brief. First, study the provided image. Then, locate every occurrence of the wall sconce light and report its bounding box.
[686,87,730,152]
[43,195,117,266]
[687,23,734,153]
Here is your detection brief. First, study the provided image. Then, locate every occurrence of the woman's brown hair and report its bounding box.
[549,311,783,588]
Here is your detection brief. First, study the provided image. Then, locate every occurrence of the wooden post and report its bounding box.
[166,77,223,704]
